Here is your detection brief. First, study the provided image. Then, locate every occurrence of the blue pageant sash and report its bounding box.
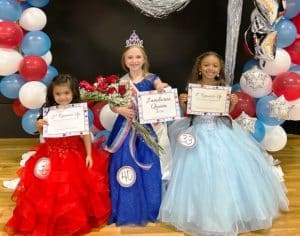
[105,74,159,170]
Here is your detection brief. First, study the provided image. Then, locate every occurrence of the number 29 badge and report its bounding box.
[177,132,197,148]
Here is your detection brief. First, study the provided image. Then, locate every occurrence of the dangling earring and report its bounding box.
[216,74,220,80]
[198,71,202,80]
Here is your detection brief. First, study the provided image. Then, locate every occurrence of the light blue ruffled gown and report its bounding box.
[159,115,289,236]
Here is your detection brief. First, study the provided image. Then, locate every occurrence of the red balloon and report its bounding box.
[273,72,300,101]
[243,42,253,57]
[91,102,106,130]
[0,21,23,49]
[87,101,95,109]
[285,38,300,65]
[291,13,300,33]
[12,99,28,117]
[230,92,256,119]
[19,55,47,81]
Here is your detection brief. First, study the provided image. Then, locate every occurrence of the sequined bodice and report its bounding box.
[193,115,217,130]
[121,73,157,92]
[44,136,84,157]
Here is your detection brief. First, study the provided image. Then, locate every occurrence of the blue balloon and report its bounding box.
[41,66,58,85]
[274,18,297,48]
[0,0,22,21]
[21,109,41,135]
[21,1,32,11]
[0,74,26,99]
[21,31,51,56]
[27,0,49,7]
[94,130,111,148]
[289,65,300,75]
[251,119,265,142]
[88,108,94,127]
[256,95,285,126]
[285,0,300,19]
[242,59,260,72]
[231,83,241,93]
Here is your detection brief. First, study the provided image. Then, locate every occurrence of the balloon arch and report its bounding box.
[0,0,300,153]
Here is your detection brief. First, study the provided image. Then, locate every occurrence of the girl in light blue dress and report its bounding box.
[159,52,289,236]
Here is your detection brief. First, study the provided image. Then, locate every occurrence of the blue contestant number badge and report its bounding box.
[177,132,196,148]
[117,166,136,188]
[34,157,51,179]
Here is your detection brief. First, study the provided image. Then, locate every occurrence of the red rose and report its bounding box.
[79,80,94,92]
[107,87,117,94]
[95,75,105,84]
[97,82,108,91]
[105,75,118,84]
[118,84,127,96]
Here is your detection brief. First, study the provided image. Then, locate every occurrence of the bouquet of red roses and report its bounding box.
[79,75,131,106]
[80,75,163,155]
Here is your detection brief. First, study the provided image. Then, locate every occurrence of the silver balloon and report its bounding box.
[239,66,272,98]
[254,0,285,25]
[269,95,294,120]
[235,111,257,133]
[225,0,243,85]
[244,11,277,61]
[125,0,191,18]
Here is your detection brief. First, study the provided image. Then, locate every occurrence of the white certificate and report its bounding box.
[43,102,89,137]
[187,83,231,116]
[137,88,181,124]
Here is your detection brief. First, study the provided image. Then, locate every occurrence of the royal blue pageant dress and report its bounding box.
[159,115,289,236]
[106,73,162,226]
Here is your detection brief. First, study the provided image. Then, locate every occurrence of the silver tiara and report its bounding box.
[125,30,144,48]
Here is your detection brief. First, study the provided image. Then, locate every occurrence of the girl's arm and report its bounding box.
[179,93,188,112]
[83,133,93,168]
[153,78,169,92]
[110,105,136,121]
[229,94,238,112]
[35,119,47,134]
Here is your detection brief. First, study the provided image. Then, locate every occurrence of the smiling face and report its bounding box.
[199,55,221,81]
[53,83,73,106]
[123,46,146,73]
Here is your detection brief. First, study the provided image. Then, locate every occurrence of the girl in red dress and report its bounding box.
[5,74,111,236]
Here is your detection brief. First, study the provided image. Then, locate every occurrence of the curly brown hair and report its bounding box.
[188,51,227,86]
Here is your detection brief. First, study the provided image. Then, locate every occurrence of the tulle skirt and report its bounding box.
[159,116,289,236]
[5,136,111,236]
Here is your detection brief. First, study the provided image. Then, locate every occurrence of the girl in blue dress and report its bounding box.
[106,31,169,226]
[159,51,289,236]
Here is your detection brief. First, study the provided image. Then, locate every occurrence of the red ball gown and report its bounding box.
[5,136,111,236]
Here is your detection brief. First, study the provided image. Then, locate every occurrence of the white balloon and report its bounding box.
[41,51,52,65]
[19,7,47,31]
[0,48,23,76]
[99,104,118,131]
[19,81,47,109]
[259,48,291,76]
[289,104,300,120]
[282,95,300,120]
[239,67,273,98]
[260,125,287,152]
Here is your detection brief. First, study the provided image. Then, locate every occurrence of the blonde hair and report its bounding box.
[121,46,149,74]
